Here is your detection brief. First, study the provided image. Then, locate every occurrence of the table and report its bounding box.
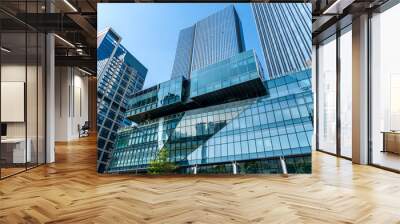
[1,138,31,164]
[381,131,400,154]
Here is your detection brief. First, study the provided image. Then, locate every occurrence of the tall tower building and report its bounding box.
[106,6,313,175]
[252,3,312,79]
[97,28,147,173]
[170,26,195,79]
[171,5,245,79]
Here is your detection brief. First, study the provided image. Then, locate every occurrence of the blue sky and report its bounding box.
[98,3,265,88]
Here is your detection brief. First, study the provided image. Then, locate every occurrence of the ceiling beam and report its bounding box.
[67,13,97,46]
[55,55,96,71]
[322,0,356,14]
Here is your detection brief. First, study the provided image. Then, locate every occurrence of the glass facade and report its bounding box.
[252,3,312,79]
[101,5,313,175]
[170,5,245,79]
[126,77,184,118]
[179,157,276,174]
[339,28,352,158]
[177,155,311,174]
[97,28,148,173]
[171,26,195,79]
[107,67,313,174]
[97,29,120,81]
[317,36,337,155]
[313,0,400,172]
[190,50,262,98]
[0,1,46,179]
[315,26,353,159]
[370,4,400,171]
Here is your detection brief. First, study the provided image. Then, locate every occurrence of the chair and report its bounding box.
[78,121,90,138]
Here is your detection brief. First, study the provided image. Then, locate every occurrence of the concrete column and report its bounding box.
[88,77,97,133]
[232,162,237,175]
[46,32,55,163]
[157,117,164,149]
[193,165,197,175]
[352,14,369,164]
[45,0,55,163]
[280,157,288,174]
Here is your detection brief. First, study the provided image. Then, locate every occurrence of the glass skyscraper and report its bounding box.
[105,6,313,174]
[108,51,313,174]
[171,5,245,79]
[97,28,148,173]
[252,3,312,79]
[170,26,196,79]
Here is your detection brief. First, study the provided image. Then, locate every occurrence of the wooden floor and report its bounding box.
[1,135,400,224]
[1,167,26,178]
[372,150,400,171]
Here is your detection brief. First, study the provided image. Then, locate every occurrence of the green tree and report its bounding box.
[148,148,177,175]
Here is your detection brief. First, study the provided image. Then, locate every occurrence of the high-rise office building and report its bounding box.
[108,50,313,174]
[106,6,313,175]
[170,26,195,79]
[252,3,312,79]
[171,6,245,79]
[97,28,148,173]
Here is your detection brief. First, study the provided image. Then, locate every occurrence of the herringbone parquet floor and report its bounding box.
[1,135,400,224]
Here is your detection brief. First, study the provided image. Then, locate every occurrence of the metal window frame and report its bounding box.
[315,0,400,172]
[0,0,48,180]
[315,24,352,161]
[367,1,400,173]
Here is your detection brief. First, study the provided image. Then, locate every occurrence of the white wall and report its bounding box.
[55,66,69,141]
[1,65,34,137]
[1,65,26,140]
[1,63,46,164]
[54,67,89,141]
[1,82,25,122]
[72,72,89,138]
